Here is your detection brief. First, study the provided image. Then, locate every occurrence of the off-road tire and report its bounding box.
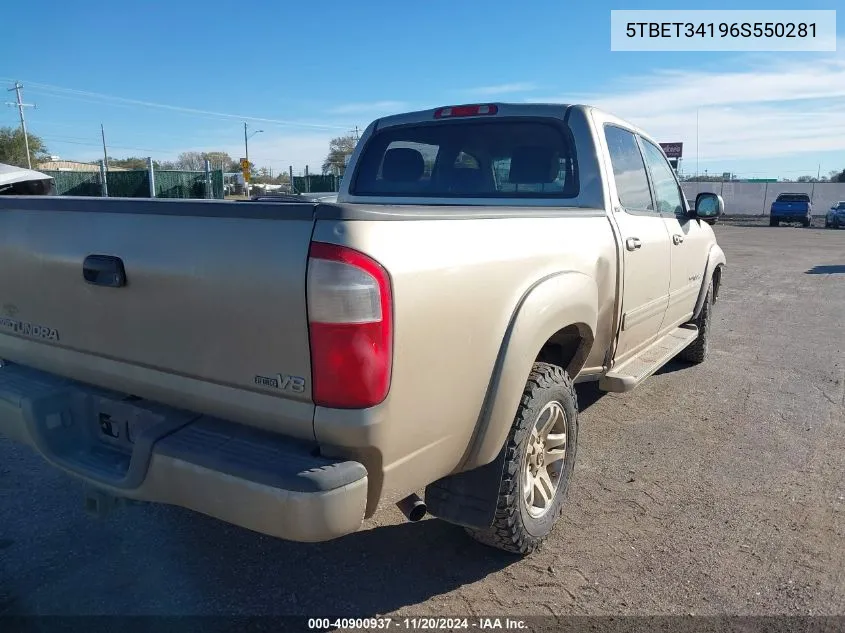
[466,363,578,555]
[770,218,779,227]
[679,280,713,364]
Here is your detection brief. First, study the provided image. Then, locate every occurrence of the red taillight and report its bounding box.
[307,242,393,409]
[434,104,498,119]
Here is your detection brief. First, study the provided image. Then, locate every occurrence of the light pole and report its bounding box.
[243,122,263,197]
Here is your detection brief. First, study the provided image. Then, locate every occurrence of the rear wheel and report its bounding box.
[679,280,713,364]
[466,363,578,555]
[770,218,779,227]
[803,216,812,228]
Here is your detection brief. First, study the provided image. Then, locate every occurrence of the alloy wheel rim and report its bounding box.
[523,400,568,518]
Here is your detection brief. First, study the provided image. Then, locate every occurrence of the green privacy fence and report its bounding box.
[155,170,224,199]
[42,169,224,199]
[108,170,150,197]
[41,171,102,196]
[293,174,337,193]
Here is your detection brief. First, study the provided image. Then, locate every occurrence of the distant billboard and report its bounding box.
[659,143,683,159]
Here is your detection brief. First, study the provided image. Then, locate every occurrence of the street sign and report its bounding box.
[659,142,683,159]
[240,158,250,182]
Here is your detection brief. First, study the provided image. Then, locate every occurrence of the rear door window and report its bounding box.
[351,119,578,198]
[604,126,653,212]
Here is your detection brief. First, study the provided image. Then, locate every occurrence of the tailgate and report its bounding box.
[0,197,317,439]
[772,202,806,212]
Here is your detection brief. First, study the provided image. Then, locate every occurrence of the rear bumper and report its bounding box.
[771,216,810,223]
[0,362,368,543]
[770,211,810,221]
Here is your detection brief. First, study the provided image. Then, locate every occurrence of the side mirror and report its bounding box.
[694,192,724,225]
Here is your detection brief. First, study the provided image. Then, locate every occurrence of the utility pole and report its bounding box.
[99,159,109,197]
[204,159,212,199]
[243,122,263,198]
[101,123,109,171]
[244,122,250,198]
[5,82,36,169]
[147,157,156,198]
[695,109,700,179]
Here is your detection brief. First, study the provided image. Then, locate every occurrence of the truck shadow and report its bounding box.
[147,385,616,615]
[654,358,693,376]
[168,510,520,615]
[575,382,606,411]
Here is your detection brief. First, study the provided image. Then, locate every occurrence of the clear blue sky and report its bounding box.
[2,0,843,178]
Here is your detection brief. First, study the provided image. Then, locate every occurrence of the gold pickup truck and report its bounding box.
[0,103,725,554]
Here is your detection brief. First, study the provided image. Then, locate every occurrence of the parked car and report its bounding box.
[824,201,845,228]
[0,163,55,196]
[0,103,725,555]
[770,192,812,227]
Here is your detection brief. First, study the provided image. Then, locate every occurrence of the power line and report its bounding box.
[9,79,352,130]
[40,135,181,154]
[5,82,36,168]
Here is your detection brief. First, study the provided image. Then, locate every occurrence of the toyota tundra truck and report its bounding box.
[0,103,725,554]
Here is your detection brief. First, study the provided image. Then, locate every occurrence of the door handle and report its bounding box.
[625,237,642,251]
[673,234,684,245]
[83,255,127,287]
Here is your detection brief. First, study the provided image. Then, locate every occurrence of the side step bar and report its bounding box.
[599,325,699,393]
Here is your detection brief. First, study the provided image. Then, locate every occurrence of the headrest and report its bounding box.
[509,146,561,184]
[382,147,425,182]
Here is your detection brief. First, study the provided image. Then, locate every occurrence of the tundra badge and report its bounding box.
[0,317,59,341]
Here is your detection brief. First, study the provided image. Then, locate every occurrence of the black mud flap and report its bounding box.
[424,446,507,529]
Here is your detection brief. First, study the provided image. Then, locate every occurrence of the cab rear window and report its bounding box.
[351,119,578,198]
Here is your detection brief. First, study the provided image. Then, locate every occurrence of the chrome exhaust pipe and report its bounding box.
[396,493,427,522]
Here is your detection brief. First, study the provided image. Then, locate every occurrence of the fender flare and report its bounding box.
[692,244,726,320]
[461,271,598,470]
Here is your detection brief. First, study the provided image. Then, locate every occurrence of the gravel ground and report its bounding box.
[0,223,843,622]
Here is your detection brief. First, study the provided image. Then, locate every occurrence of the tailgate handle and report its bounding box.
[83,255,127,288]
